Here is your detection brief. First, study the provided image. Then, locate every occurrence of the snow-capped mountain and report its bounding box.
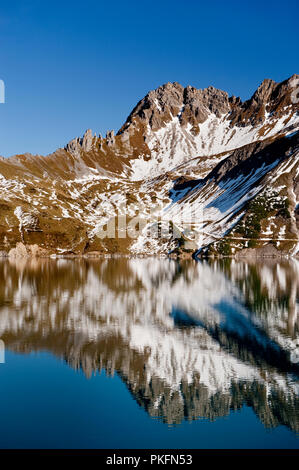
[0,74,298,256]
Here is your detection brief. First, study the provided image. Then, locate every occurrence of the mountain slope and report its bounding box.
[0,74,298,257]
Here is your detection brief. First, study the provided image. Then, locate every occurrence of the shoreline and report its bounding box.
[0,252,298,261]
[1,241,298,261]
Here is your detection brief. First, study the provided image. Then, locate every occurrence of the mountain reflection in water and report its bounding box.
[0,257,298,433]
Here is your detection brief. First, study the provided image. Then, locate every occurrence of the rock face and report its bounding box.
[118,81,234,137]
[119,74,299,136]
[0,74,298,256]
[65,129,95,156]
[8,242,49,258]
[81,129,94,152]
[106,130,115,146]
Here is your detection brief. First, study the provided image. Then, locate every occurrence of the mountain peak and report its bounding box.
[62,74,299,170]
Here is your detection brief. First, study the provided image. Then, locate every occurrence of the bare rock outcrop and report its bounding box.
[65,129,95,156]
[81,129,94,152]
[106,130,115,146]
[8,242,49,258]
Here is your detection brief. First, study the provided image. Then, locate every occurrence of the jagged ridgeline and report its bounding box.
[0,74,298,257]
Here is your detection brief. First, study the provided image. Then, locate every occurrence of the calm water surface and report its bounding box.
[0,257,298,448]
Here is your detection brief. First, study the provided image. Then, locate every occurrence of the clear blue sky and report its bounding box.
[0,0,298,158]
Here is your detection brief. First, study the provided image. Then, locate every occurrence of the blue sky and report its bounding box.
[0,0,298,157]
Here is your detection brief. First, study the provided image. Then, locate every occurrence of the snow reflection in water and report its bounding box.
[0,257,298,432]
